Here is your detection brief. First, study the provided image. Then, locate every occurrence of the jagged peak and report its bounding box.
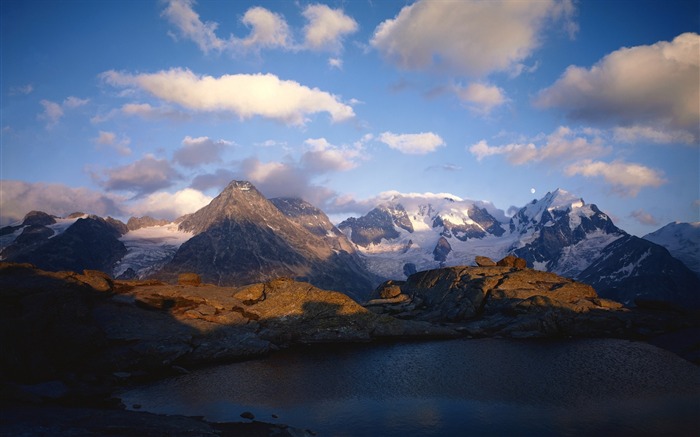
[545,188,585,211]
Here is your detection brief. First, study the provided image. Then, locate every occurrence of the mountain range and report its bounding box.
[1,181,698,307]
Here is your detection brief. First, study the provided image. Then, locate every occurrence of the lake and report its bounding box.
[119,338,700,436]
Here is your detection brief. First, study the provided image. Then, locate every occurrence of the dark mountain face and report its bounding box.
[159,181,378,300]
[577,235,700,308]
[2,216,126,274]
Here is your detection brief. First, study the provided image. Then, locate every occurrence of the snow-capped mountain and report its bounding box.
[644,222,700,278]
[338,193,509,278]
[2,184,697,307]
[338,189,622,280]
[509,189,624,278]
[338,188,699,308]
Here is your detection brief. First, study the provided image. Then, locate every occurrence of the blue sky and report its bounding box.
[1,0,698,236]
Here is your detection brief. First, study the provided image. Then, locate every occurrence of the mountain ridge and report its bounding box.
[1,183,697,307]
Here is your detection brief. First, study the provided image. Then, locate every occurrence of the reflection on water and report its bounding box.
[120,338,700,436]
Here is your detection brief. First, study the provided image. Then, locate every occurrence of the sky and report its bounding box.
[1,0,698,236]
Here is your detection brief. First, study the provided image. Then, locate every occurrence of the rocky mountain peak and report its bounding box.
[178,180,283,234]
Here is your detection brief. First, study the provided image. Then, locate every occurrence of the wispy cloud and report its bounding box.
[9,84,33,95]
[565,160,666,197]
[630,209,659,226]
[469,126,608,164]
[38,96,89,128]
[93,130,132,156]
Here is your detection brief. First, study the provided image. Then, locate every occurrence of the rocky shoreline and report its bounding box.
[1,258,698,435]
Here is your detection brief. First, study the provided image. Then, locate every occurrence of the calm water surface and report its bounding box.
[120,338,700,436]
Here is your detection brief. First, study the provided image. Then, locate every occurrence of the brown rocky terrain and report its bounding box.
[1,256,698,435]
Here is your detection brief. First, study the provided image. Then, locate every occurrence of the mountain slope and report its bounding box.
[157,181,377,300]
[644,222,700,278]
[577,234,700,308]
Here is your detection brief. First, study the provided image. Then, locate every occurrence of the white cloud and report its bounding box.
[162,0,291,54]
[102,68,354,126]
[162,1,359,56]
[378,131,445,155]
[97,155,182,196]
[536,32,700,141]
[613,125,696,145]
[238,6,291,50]
[129,188,212,220]
[371,0,576,76]
[173,136,232,168]
[302,4,358,52]
[93,130,132,156]
[565,160,666,196]
[456,82,507,114]
[630,209,659,226]
[469,126,608,164]
[0,180,126,225]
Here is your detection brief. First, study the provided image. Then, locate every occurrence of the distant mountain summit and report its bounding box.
[158,180,377,299]
[644,221,700,278]
[509,189,624,278]
[340,188,700,308]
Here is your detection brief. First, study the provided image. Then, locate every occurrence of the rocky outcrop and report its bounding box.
[367,256,698,341]
[0,262,455,385]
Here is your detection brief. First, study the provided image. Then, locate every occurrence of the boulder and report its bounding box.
[496,255,527,269]
[474,256,496,267]
[374,280,404,299]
